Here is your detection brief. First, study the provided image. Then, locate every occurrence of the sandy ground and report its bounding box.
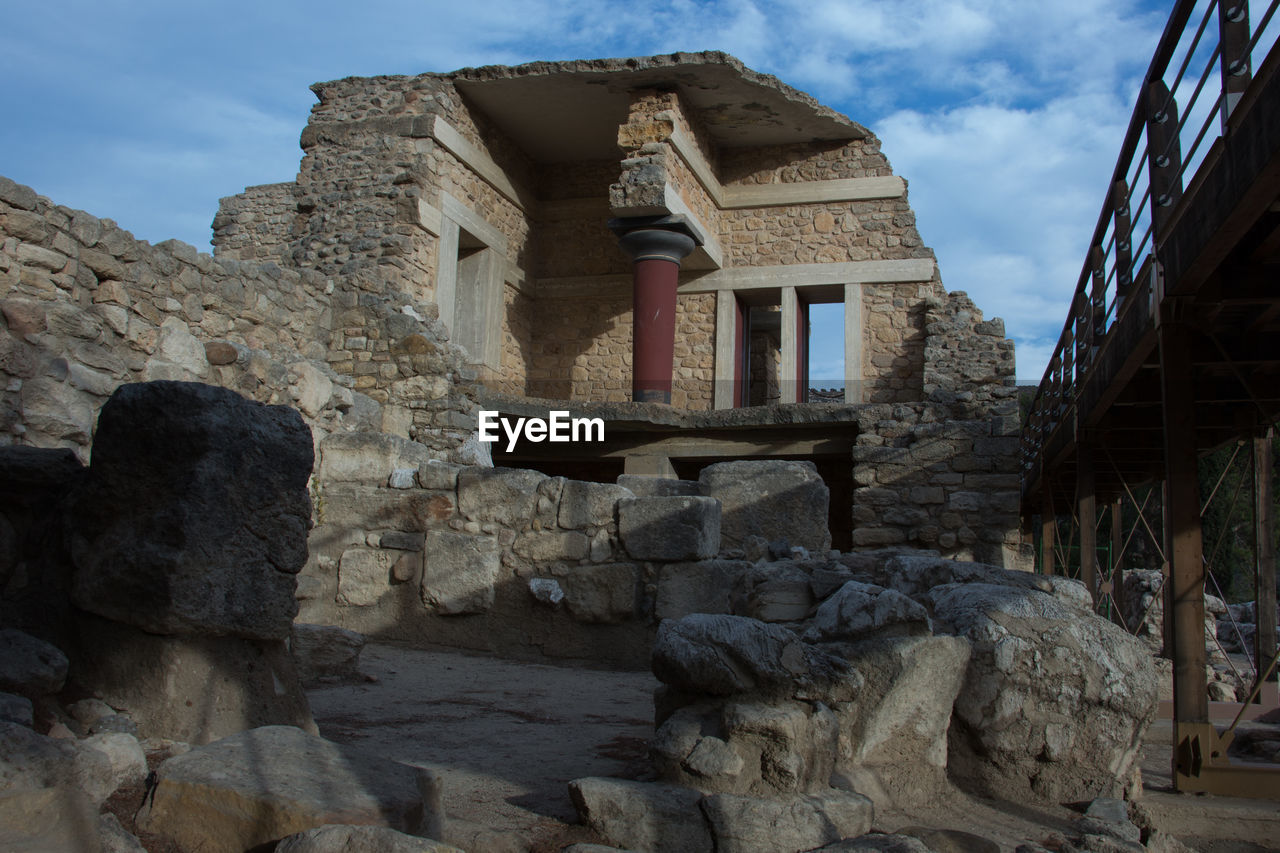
[307,642,1280,853]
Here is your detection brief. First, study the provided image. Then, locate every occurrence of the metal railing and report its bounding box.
[1021,0,1280,478]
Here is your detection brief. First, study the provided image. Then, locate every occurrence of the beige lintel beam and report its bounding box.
[417,198,444,236]
[662,185,723,270]
[431,116,537,213]
[439,192,508,255]
[721,176,906,209]
[665,121,725,208]
[679,259,937,293]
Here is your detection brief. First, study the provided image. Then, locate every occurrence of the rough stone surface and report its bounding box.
[928,582,1159,803]
[559,563,639,623]
[805,581,931,642]
[618,496,720,561]
[71,614,316,744]
[318,432,435,486]
[615,475,702,497]
[843,634,970,807]
[69,381,313,640]
[558,480,633,529]
[457,467,546,528]
[140,725,427,853]
[656,560,744,621]
[292,623,366,682]
[0,692,33,728]
[0,785,101,853]
[275,824,463,852]
[99,812,148,853]
[568,777,712,853]
[652,614,854,699]
[0,629,69,696]
[700,790,874,853]
[74,732,147,804]
[818,834,933,853]
[338,547,397,606]
[421,531,500,614]
[699,460,831,553]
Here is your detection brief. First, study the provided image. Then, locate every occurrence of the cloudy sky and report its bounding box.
[1,0,1180,383]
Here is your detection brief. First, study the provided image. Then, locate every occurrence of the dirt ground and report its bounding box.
[307,642,1280,853]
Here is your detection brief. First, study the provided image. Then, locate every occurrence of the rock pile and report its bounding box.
[570,553,1162,851]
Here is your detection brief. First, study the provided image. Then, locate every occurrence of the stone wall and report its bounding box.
[851,402,1022,565]
[211,182,296,261]
[861,282,936,403]
[922,290,1018,411]
[0,175,483,464]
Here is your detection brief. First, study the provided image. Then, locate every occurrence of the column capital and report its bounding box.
[609,216,699,265]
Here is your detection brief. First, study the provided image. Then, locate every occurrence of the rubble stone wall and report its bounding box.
[1,176,482,463]
[210,182,297,262]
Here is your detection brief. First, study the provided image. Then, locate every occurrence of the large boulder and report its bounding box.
[139,725,429,852]
[275,825,462,852]
[927,583,1159,803]
[699,460,831,553]
[700,790,873,853]
[569,777,712,853]
[619,496,721,561]
[68,381,313,640]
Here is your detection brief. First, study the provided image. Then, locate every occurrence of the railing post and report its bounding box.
[1089,245,1108,343]
[1075,291,1090,376]
[1146,80,1184,239]
[1112,180,1134,302]
[1219,1,1253,127]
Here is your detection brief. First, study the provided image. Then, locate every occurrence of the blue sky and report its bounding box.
[1,0,1177,384]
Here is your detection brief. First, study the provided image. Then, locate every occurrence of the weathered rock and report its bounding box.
[559,480,632,529]
[568,777,712,853]
[897,826,999,853]
[656,560,745,621]
[513,529,590,562]
[338,547,397,606]
[71,614,316,744]
[275,824,463,852]
[292,623,365,682]
[457,466,546,527]
[559,563,639,623]
[616,475,702,497]
[928,583,1159,803]
[421,531,500,614]
[652,614,856,700]
[417,460,461,490]
[699,460,831,553]
[73,732,146,804]
[68,698,117,729]
[0,629,68,696]
[69,381,313,640]
[735,561,815,622]
[700,790,874,853]
[817,833,933,853]
[805,581,931,643]
[618,496,720,561]
[319,432,434,487]
[0,785,101,852]
[139,725,428,853]
[143,317,209,381]
[0,693,33,727]
[99,812,148,853]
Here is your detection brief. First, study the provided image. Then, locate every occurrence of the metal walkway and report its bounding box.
[1020,0,1280,798]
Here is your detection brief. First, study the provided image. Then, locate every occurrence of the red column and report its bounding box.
[616,227,696,404]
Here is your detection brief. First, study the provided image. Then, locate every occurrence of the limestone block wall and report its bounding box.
[0,176,482,463]
[211,182,297,261]
[922,290,1017,411]
[862,282,936,403]
[851,402,1022,565]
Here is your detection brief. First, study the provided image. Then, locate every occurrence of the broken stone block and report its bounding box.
[618,496,720,561]
[457,466,546,527]
[568,777,712,853]
[421,531,499,614]
[513,529,590,562]
[735,562,814,623]
[559,563,639,624]
[558,480,633,529]
[337,547,396,607]
[699,460,831,553]
[700,790,873,853]
[318,432,433,486]
[291,623,365,682]
[655,560,746,621]
[139,726,427,852]
[68,381,313,640]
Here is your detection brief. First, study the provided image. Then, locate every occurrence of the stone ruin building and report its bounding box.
[0,53,1205,853]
